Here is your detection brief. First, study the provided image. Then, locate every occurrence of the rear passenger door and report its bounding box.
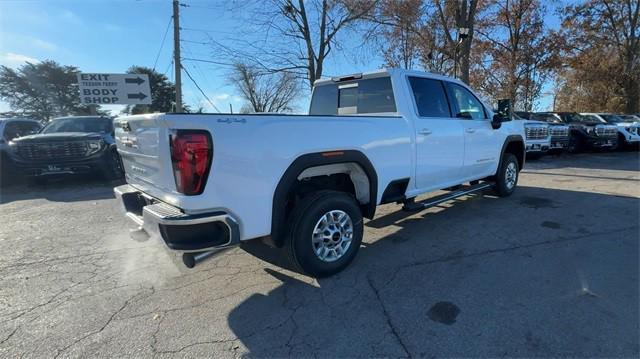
[445,82,500,179]
[408,77,465,190]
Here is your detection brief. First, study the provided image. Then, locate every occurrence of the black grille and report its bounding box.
[16,141,88,161]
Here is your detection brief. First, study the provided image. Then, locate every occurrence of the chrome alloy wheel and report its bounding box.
[505,162,517,189]
[311,210,353,262]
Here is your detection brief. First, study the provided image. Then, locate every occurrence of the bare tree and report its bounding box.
[433,0,480,84]
[367,0,427,69]
[215,1,375,90]
[473,0,554,110]
[556,0,639,113]
[229,62,299,113]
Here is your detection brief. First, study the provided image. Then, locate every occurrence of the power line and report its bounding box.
[181,44,220,109]
[163,58,173,76]
[180,3,220,10]
[182,44,218,90]
[153,16,173,71]
[182,57,235,67]
[181,64,221,113]
[181,39,208,45]
[180,27,239,36]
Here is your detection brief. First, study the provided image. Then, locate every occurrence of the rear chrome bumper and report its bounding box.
[114,184,240,253]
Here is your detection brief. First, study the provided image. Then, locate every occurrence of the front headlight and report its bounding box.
[86,140,104,155]
[585,127,594,134]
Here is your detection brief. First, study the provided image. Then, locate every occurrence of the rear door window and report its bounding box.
[309,76,396,115]
[408,77,451,118]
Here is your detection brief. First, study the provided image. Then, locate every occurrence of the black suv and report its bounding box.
[7,116,124,180]
[536,112,618,152]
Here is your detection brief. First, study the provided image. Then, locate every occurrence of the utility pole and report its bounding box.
[172,0,183,113]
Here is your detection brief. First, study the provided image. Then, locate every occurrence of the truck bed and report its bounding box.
[114,112,412,240]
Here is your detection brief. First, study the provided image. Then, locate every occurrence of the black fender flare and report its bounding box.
[271,150,378,244]
[498,135,525,173]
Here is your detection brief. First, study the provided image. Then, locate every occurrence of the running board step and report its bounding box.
[402,182,494,212]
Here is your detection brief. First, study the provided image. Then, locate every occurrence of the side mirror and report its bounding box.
[491,114,504,129]
[493,98,513,130]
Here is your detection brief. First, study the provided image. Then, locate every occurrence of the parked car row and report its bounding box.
[1,109,637,188]
[0,116,124,185]
[514,111,639,157]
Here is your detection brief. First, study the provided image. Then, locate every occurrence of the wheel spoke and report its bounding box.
[310,209,354,263]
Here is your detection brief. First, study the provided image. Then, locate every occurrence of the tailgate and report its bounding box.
[114,114,175,196]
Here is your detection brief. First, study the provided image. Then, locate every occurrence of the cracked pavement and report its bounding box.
[0,152,638,358]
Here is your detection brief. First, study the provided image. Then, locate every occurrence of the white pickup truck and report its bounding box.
[113,69,525,277]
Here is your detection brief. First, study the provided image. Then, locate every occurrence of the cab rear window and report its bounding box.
[309,77,397,115]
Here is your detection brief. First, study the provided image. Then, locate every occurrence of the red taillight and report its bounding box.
[170,130,212,195]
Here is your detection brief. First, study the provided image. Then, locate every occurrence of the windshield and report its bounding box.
[581,114,607,123]
[562,113,591,123]
[41,117,112,134]
[603,114,634,123]
[531,113,562,123]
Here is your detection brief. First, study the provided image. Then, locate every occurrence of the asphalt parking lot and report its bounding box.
[0,152,638,358]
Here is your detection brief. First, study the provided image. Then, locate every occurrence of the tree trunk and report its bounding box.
[459,36,472,84]
[624,76,639,113]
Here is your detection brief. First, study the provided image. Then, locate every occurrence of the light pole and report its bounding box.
[453,27,469,79]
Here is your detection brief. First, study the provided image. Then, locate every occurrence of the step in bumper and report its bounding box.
[114,184,240,252]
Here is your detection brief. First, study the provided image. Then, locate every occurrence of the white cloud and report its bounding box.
[31,38,58,51]
[0,32,58,52]
[195,93,244,113]
[214,93,231,101]
[0,52,39,68]
[60,9,81,25]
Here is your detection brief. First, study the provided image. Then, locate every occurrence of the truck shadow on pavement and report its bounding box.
[0,175,122,204]
[231,185,639,357]
[528,151,640,172]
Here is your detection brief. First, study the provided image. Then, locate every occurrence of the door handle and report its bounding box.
[418,129,432,135]
[465,128,476,133]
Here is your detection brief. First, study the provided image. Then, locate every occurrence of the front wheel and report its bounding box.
[103,149,125,180]
[493,153,519,197]
[568,135,583,153]
[285,190,364,277]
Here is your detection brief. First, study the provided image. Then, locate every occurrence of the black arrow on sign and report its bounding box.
[128,92,148,100]
[125,77,145,85]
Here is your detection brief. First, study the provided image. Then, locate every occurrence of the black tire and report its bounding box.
[29,176,48,186]
[526,152,543,160]
[568,135,583,153]
[285,190,364,277]
[104,149,125,180]
[493,153,519,197]
[615,133,626,151]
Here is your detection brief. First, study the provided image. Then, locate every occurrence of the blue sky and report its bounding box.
[0,0,563,115]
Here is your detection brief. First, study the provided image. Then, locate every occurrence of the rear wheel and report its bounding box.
[285,190,363,277]
[493,153,519,197]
